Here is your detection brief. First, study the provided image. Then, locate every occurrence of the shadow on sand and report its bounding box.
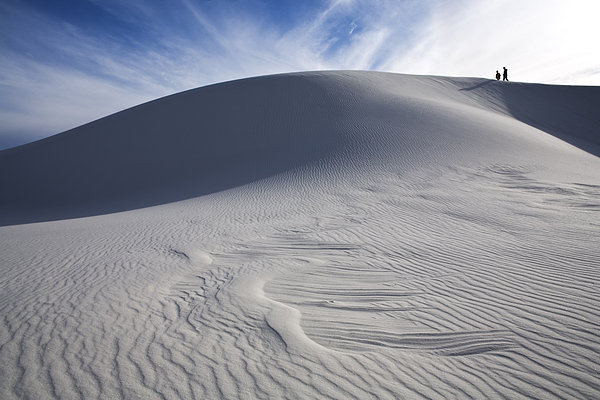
[502,84,600,158]
[0,75,341,227]
[459,80,494,91]
[460,80,600,158]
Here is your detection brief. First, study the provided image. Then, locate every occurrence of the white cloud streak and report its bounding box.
[383,0,600,84]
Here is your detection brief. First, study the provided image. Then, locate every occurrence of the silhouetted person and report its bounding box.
[495,70,501,80]
[503,67,508,81]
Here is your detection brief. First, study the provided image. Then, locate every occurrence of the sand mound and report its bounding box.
[2,71,598,226]
[1,71,599,399]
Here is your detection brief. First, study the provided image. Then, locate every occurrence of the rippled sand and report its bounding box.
[1,72,599,399]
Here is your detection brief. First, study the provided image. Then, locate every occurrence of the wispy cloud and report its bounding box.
[0,0,598,149]
[383,0,600,84]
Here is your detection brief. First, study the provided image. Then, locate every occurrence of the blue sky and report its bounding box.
[1,0,599,149]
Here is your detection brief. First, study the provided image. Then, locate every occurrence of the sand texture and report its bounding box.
[1,71,599,399]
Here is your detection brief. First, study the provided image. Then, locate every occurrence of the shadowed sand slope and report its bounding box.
[0,71,599,400]
[2,71,598,225]
[0,73,345,225]
[456,77,600,155]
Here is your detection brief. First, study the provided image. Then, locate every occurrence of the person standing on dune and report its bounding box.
[496,70,501,80]
[503,67,509,81]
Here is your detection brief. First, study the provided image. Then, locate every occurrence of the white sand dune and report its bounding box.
[1,71,599,399]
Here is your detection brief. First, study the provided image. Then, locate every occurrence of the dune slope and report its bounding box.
[3,71,598,226]
[0,71,599,399]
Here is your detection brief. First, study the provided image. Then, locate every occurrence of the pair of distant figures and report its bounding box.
[495,67,508,81]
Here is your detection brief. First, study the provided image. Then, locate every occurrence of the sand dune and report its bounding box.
[1,71,599,399]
